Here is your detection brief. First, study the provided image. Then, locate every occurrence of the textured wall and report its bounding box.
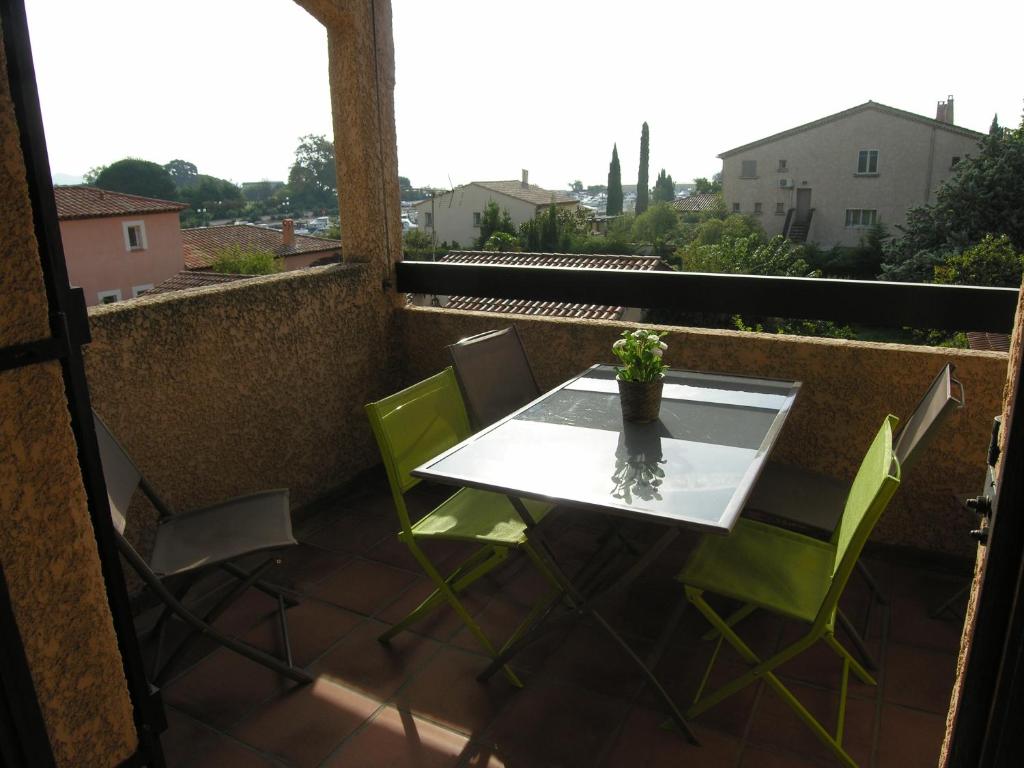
[85,265,396,515]
[399,306,1010,558]
[0,21,137,766]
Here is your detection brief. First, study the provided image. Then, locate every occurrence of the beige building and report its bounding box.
[719,98,984,247]
[411,171,578,247]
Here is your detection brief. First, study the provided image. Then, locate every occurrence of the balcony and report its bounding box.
[82,262,1012,767]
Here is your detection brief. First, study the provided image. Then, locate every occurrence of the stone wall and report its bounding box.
[399,306,1010,558]
[0,18,136,766]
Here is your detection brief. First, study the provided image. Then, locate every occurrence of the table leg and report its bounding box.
[486,497,698,745]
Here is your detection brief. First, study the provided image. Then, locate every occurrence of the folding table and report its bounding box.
[413,363,801,741]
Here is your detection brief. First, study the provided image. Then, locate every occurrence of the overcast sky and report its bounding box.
[25,0,1023,192]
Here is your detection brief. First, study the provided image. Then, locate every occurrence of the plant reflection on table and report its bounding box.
[611,421,666,504]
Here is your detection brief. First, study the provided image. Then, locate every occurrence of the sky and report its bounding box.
[24,0,1024,193]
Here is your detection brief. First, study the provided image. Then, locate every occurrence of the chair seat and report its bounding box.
[411,487,552,545]
[678,518,835,623]
[744,460,848,534]
[150,489,295,577]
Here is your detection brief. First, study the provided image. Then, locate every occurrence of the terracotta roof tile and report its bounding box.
[181,224,341,269]
[54,185,187,220]
[147,271,253,295]
[672,193,720,213]
[432,250,667,320]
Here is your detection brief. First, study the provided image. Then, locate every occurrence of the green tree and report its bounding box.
[633,203,679,253]
[94,158,177,200]
[636,122,650,214]
[483,232,520,252]
[178,175,244,218]
[569,180,583,193]
[933,234,1024,287]
[83,165,106,184]
[652,169,675,203]
[164,159,199,189]
[882,113,1024,280]
[607,144,623,216]
[287,134,337,212]
[692,175,723,195]
[681,234,810,277]
[209,244,281,275]
[476,201,516,247]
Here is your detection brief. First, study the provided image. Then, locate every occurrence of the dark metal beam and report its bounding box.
[396,262,1019,333]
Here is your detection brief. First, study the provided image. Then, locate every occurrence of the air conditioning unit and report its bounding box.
[778,178,793,189]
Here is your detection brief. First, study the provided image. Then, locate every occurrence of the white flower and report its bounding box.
[612,339,626,349]
[647,332,660,341]
[658,341,668,350]
[651,347,664,358]
[632,329,645,338]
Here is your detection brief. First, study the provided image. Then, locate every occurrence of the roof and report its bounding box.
[181,224,341,270]
[413,181,578,208]
[433,250,668,321]
[966,332,1011,353]
[54,185,187,220]
[672,193,720,213]
[719,101,985,158]
[147,271,253,295]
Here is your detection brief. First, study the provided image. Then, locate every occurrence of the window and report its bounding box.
[856,150,878,174]
[97,289,122,304]
[775,202,785,215]
[122,220,147,251]
[132,284,154,297]
[951,156,961,168]
[424,212,433,227]
[754,202,763,215]
[845,209,878,227]
[732,202,740,213]
[472,212,482,227]
[777,159,788,172]
[740,160,757,178]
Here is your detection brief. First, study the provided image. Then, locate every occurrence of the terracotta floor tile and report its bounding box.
[323,706,469,767]
[364,534,476,574]
[310,557,419,616]
[539,619,652,698]
[775,623,881,694]
[230,677,382,767]
[162,706,229,767]
[449,595,570,674]
[882,643,957,714]
[480,679,630,767]
[747,679,875,766]
[240,598,363,667]
[162,647,298,729]
[739,745,832,767]
[394,646,517,735]
[314,618,442,700]
[274,542,352,590]
[376,575,489,643]
[876,704,947,768]
[887,590,966,653]
[185,738,282,768]
[301,509,397,555]
[600,706,740,767]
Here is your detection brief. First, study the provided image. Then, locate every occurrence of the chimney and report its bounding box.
[521,169,529,188]
[282,218,295,248]
[936,95,955,124]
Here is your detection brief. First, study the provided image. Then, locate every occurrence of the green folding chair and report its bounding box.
[678,415,901,768]
[365,367,562,687]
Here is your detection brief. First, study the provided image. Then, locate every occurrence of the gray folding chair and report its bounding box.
[93,413,312,685]
[447,326,541,430]
[743,363,964,664]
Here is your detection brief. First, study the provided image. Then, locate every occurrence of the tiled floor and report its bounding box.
[150,475,969,767]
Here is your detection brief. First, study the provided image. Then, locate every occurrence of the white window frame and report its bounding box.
[845,209,878,228]
[123,220,148,251]
[97,289,122,304]
[856,150,879,175]
[132,284,154,298]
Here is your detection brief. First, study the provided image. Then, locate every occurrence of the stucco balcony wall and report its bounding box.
[399,305,1009,558]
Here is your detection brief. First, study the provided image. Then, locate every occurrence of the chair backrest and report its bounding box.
[92,413,142,535]
[818,414,901,626]
[447,326,540,430]
[893,363,963,475]
[365,367,471,529]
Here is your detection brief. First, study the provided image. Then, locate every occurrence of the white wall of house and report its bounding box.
[720,106,983,247]
[411,184,557,247]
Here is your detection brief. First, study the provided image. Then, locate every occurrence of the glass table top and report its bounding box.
[413,364,801,534]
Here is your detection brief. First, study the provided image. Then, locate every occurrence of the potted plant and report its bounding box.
[612,329,668,422]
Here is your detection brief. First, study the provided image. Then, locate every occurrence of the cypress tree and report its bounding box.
[653,169,675,203]
[636,122,650,214]
[606,144,623,216]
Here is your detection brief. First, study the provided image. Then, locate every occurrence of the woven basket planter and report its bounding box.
[617,377,664,423]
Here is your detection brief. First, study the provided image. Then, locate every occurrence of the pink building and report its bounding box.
[55,186,187,306]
